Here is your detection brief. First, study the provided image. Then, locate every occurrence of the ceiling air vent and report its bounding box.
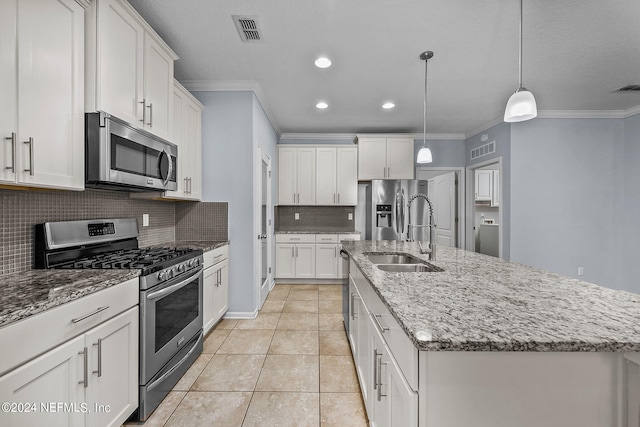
[471,141,496,160]
[232,15,263,42]
[615,85,640,92]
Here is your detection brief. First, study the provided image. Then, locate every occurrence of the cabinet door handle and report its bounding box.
[4,132,15,172]
[139,99,146,124]
[92,338,103,377]
[71,306,109,323]
[79,347,88,388]
[147,103,153,127]
[373,348,379,390]
[338,193,340,204]
[351,293,359,320]
[372,313,389,333]
[23,137,34,175]
[334,247,337,258]
[377,353,387,401]
[333,193,336,203]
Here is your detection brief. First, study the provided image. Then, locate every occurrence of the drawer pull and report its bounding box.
[213,253,224,259]
[71,306,109,323]
[372,313,389,333]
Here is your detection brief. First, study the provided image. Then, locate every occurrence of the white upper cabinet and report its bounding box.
[282,145,357,206]
[86,0,178,141]
[356,135,414,180]
[0,0,85,190]
[278,146,316,205]
[475,170,493,201]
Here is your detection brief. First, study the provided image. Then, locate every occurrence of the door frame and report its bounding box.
[465,157,503,258]
[415,166,466,250]
[255,146,273,310]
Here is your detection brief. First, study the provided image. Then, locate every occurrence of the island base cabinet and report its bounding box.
[0,307,138,427]
[418,351,623,427]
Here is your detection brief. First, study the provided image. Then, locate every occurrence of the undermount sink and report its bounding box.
[366,252,444,273]
[376,263,444,273]
[367,253,422,265]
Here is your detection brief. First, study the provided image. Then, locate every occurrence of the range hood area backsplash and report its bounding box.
[0,189,227,276]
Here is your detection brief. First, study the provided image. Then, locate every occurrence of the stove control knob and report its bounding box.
[157,271,166,281]
[177,264,186,273]
[167,269,174,279]
[188,260,195,268]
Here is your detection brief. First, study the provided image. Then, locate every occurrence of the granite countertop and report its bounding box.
[0,269,140,329]
[275,230,360,234]
[342,240,640,352]
[156,240,230,252]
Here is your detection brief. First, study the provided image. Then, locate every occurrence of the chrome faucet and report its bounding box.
[407,193,436,261]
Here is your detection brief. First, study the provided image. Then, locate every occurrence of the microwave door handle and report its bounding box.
[158,149,173,187]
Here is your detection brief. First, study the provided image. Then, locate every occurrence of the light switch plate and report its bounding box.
[348,213,353,220]
[295,213,300,220]
[142,214,149,227]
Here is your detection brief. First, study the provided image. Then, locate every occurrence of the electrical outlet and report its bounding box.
[348,213,353,220]
[294,213,299,220]
[143,214,149,227]
[577,266,584,276]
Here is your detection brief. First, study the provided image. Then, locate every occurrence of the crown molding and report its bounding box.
[280,133,356,140]
[464,117,504,140]
[623,105,640,118]
[410,133,467,141]
[180,80,281,135]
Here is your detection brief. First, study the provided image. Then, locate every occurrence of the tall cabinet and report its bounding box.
[278,146,316,205]
[0,0,85,190]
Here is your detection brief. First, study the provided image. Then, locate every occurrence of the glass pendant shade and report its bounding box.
[416,146,433,163]
[504,88,537,122]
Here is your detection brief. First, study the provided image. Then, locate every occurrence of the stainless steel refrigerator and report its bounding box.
[369,179,431,241]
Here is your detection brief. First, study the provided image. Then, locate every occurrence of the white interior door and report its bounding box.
[433,171,457,247]
[259,150,272,308]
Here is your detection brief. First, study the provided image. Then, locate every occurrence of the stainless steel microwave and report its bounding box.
[85,112,177,192]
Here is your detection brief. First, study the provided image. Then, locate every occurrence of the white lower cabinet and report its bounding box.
[0,307,138,427]
[276,233,360,280]
[348,260,418,427]
[203,246,230,335]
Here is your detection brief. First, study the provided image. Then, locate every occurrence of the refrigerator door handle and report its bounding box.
[395,192,401,235]
[400,190,406,238]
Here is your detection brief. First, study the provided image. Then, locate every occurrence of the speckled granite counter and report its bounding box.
[342,240,640,352]
[156,240,230,252]
[0,269,140,329]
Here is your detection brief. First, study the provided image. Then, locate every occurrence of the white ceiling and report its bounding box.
[128,0,640,137]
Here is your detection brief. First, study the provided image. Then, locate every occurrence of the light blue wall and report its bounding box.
[509,118,625,289]
[196,91,266,314]
[466,122,511,259]
[413,139,467,168]
[622,113,640,293]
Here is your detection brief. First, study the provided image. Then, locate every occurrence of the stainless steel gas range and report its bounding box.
[35,218,203,421]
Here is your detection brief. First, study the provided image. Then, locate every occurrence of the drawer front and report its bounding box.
[204,245,229,268]
[338,233,361,242]
[315,234,338,243]
[0,277,139,375]
[275,234,316,244]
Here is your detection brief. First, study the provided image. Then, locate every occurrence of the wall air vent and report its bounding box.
[615,85,640,92]
[232,15,263,42]
[471,141,496,160]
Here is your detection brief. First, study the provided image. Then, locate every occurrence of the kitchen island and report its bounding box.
[342,240,640,427]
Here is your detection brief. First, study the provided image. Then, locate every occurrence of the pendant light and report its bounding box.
[416,51,433,164]
[504,0,537,122]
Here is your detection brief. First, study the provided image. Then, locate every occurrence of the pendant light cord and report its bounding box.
[518,0,523,89]
[423,55,428,148]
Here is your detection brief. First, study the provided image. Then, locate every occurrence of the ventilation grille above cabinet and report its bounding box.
[232,15,263,42]
[471,141,496,160]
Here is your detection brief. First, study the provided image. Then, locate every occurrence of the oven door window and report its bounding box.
[154,279,200,352]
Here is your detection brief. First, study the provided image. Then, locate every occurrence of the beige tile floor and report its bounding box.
[125,284,368,427]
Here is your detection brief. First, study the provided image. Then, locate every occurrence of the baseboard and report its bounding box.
[275,278,345,285]
[223,309,259,320]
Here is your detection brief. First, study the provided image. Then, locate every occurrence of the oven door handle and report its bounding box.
[147,270,201,301]
[147,333,202,392]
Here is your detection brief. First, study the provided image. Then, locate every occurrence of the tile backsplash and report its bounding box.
[0,188,228,275]
[275,206,355,232]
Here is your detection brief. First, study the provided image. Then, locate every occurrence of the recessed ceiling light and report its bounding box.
[314,57,332,68]
[316,102,329,109]
[382,102,395,109]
